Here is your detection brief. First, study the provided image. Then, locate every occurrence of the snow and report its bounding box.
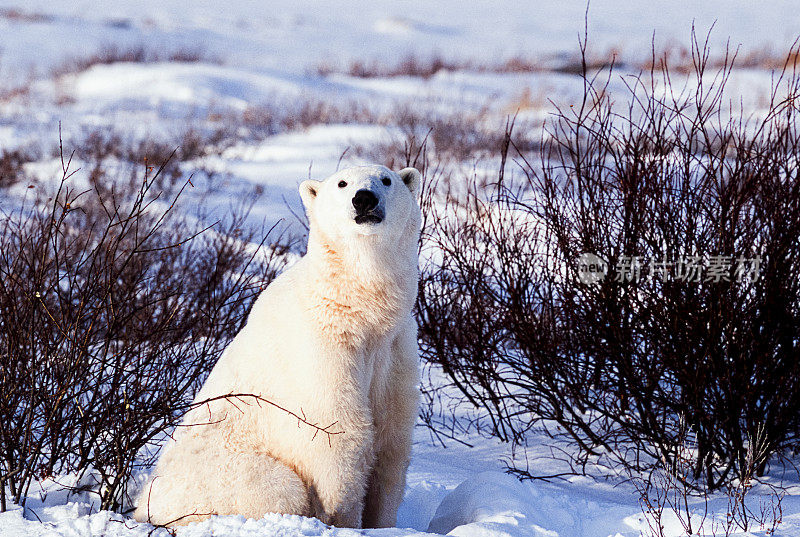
[67,63,328,110]
[1,0,798,77]
[1,0,799,536]
[5,422,796,537]
[428,472,565,537]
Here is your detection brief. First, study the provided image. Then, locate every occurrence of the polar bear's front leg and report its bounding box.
[300,365,375,528]
[311,419,374,527]
[362,321,420,528]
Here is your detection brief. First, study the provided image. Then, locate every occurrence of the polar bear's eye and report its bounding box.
[338,181,347,188]
[382,177,391,186]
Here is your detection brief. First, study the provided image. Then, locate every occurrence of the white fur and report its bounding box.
[134,165,422,529]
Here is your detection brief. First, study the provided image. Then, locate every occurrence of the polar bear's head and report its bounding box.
[299,165,421,249]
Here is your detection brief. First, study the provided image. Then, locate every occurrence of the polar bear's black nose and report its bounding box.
[352,189,379,213]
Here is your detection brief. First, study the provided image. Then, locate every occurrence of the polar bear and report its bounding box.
[134,165,422,529]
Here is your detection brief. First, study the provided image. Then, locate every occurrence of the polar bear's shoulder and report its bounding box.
[246,259,308,321]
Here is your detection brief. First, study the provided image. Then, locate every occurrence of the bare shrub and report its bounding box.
[67,126,231,195]
[316,54,463,79]
[281,100,375,131]
[316,41,798,82]
[345,54,462,79]
[315,52,606,79]
[418,33,800,493]
[356,105,537,172]
[0,8,52,23]
[71,128,221,164]
[635,421,784,537]
[0,145,289,512]
[0,79,32,103]
[0,148,35,188]
[643,38,800,74]
[239,98,532,168]
[315,48,621,79]
[315,53,551,79]
[240,98,378,137]
[51,45,219,77]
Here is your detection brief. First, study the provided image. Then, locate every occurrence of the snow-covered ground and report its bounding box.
[1,1,799,536]
[7,424,800,537]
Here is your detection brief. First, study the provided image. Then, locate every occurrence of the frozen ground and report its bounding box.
[1,1,799,536]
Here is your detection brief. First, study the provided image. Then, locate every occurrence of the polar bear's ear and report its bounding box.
[398,167,421,193]
[299,180,322,209]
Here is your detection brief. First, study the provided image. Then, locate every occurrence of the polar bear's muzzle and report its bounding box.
[352,189,384,224]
